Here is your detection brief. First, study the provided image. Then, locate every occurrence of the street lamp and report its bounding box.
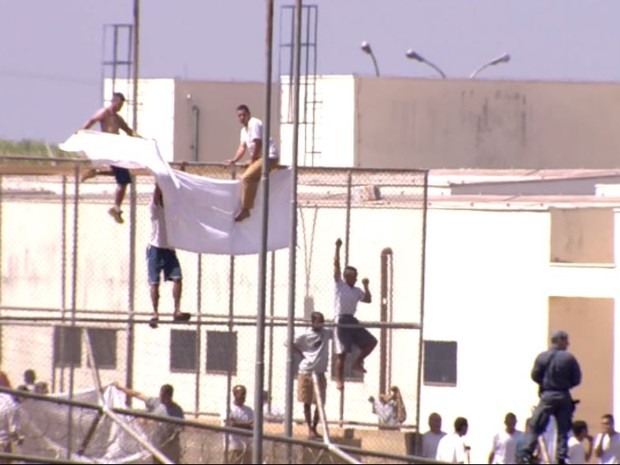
[405,49,446,79]
[360,41,381,77]
[469,52,510,79]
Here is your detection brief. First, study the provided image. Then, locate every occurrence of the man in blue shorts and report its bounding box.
[333,238,377,390]
[81,92,136,224]
[147,184,190,329]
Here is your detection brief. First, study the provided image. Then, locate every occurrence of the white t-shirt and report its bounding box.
[221,404,254,451]
[436,433,469,463]
[149,201,170,249]
[422,431,447,459]
[240,117,278,160]
[334,279,365,317]
[490,430,522,464]
[294,328,333,373]
[0,394,17,443]
[567,436,586,464]
[595,432,620,464]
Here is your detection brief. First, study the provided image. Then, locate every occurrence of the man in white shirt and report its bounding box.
[488,412,523,464]
[594,414,620,464]
[567,420,592,464]
[0,392,18,459]
[436,417,470,464]
[227,104,279,222]
[422,412,447,459]
[332,238,376,390]
[222,385,254,465]
[293,311,333,438]
[146,184,190,329]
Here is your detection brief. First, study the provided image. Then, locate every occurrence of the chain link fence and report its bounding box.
[0,157,428,463]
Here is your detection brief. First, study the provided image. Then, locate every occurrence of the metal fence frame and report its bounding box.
[0,157,428,463]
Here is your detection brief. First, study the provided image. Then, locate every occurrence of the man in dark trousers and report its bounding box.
[517,330,582,465]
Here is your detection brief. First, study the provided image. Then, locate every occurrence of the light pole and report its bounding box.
[469,52,510,79]
[405,49,446,79]
[361,41,381,77]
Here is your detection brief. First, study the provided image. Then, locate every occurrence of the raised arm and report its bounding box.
[334,238,342,282]
[361,278,372,303]
[112,381,148,402]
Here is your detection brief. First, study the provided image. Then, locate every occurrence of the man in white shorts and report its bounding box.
[293,311,333,438]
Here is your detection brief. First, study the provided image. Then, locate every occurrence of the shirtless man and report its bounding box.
[81,92,136,224]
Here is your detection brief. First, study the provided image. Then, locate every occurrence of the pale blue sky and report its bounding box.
[1,0,620,142]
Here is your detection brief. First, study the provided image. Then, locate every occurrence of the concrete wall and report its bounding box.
[104,79,176,160]
[354,78,620,169]
[280,75,356,167]
[173,81,281,163]
[2,184,619,463]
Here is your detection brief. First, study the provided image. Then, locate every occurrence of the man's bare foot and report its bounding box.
[308,429,321,439]
[352,361,367,373]
[234,209,251,222]
[336,380,344,391]
[81,168,97,183]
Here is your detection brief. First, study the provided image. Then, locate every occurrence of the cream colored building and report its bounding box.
[105,75,620,170]
[1,168,620,462]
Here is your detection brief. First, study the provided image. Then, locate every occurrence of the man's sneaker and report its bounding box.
[108,208,124,224]
[80,168,97,183]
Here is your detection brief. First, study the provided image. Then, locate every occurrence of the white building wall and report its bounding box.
[279,75,356,167]
[103,78,176,161]
[2,190,618,460]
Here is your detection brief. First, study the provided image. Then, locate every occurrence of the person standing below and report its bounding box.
[226,104,279,222]
[332,238,376,390]
[147,184,190,329]
[436,417,471,464]
[113,382,185,464]
[567,420,592,464]
[594,414,620,464]
[517,330,582,465]
[81,92,137,224]
[292,311,333,439]
[422,412,447,459]
[221,385,254,465]
[489,412,523,464]
[369,386,406,429]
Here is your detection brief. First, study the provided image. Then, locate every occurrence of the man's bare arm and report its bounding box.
[112,382,148,402]
[334,238,342,282]
[228,142,247,165]
[117,116,135,136]
[361,278,372,303]
[82,108,107,130]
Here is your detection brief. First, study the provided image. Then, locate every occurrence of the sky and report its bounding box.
[2,0,620,143]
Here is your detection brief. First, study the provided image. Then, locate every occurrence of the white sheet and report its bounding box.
[60,131,291,255]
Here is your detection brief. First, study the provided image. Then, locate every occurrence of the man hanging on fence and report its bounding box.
[147,183,191,328]
[80,92,137,224]
[226,104,279,223]
[293,311,333,439]
[333,238,377,390]
[113,382,185,464]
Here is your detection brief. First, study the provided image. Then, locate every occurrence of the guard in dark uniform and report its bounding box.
[517,330,582,464]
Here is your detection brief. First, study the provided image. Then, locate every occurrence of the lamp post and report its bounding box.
[469,52,510,79]
[405,49,446,79]
[361,41,381,77]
